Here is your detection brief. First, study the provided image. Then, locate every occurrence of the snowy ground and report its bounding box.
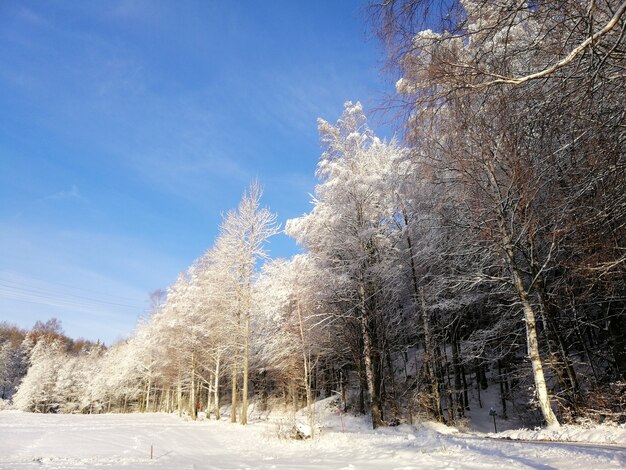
[1,409,625,470]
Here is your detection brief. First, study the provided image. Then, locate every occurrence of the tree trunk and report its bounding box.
[297,301,314,436]
[214,353,221,420]
[290,381,298,415]
[406,219,443,421]
[487,158,560,428]
[498,360,508,419]
[230,364,238,423]
[452,336,464,416]
[145,378,151,413]
[206,381,212,416]
[535,278,580,404]
[359,282,384,429]
[510,266,560,427]
[461,363,469,411]
[177,379,182,417]
[606,308,626,380]
[241,316,250,425]
[420,288,443,421]
[339,369,347,412]
[190,353,197,420]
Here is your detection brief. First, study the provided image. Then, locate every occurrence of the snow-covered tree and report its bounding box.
[13,337,66,413]
[215,182,279,425]
[253,254,333,432]
[373,0,626,426]
[287,102,407,428]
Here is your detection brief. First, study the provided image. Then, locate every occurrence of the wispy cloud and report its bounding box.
[17,6,51,27]
[43,184,86,202]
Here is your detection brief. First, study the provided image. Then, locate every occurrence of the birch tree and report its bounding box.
[373,0,626,426]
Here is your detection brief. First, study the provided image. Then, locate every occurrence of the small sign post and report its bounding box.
[489,408,498,433]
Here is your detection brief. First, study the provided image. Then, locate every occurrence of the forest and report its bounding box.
[1,0,625,432]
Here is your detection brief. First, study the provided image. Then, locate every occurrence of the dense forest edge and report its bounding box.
[1,0,625,433]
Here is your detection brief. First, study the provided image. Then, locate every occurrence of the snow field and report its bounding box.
[1,408,625,470]
[496,423,626,446]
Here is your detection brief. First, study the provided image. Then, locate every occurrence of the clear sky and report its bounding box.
[0,0,393,345]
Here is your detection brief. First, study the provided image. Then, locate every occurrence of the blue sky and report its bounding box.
[0,0,393,345]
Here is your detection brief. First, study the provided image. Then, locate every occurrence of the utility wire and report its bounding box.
[0,277,141,303]
[0,279,145,311]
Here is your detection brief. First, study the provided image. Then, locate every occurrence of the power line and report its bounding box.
[0,292,139,313]
[0,277,144,304]
[0,287,141,311]
[0,279,145,312]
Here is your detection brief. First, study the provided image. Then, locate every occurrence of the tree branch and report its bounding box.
[467,1,626,88]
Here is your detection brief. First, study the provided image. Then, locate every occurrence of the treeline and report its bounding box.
[0,319,101,407]
[2,0,624,429]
